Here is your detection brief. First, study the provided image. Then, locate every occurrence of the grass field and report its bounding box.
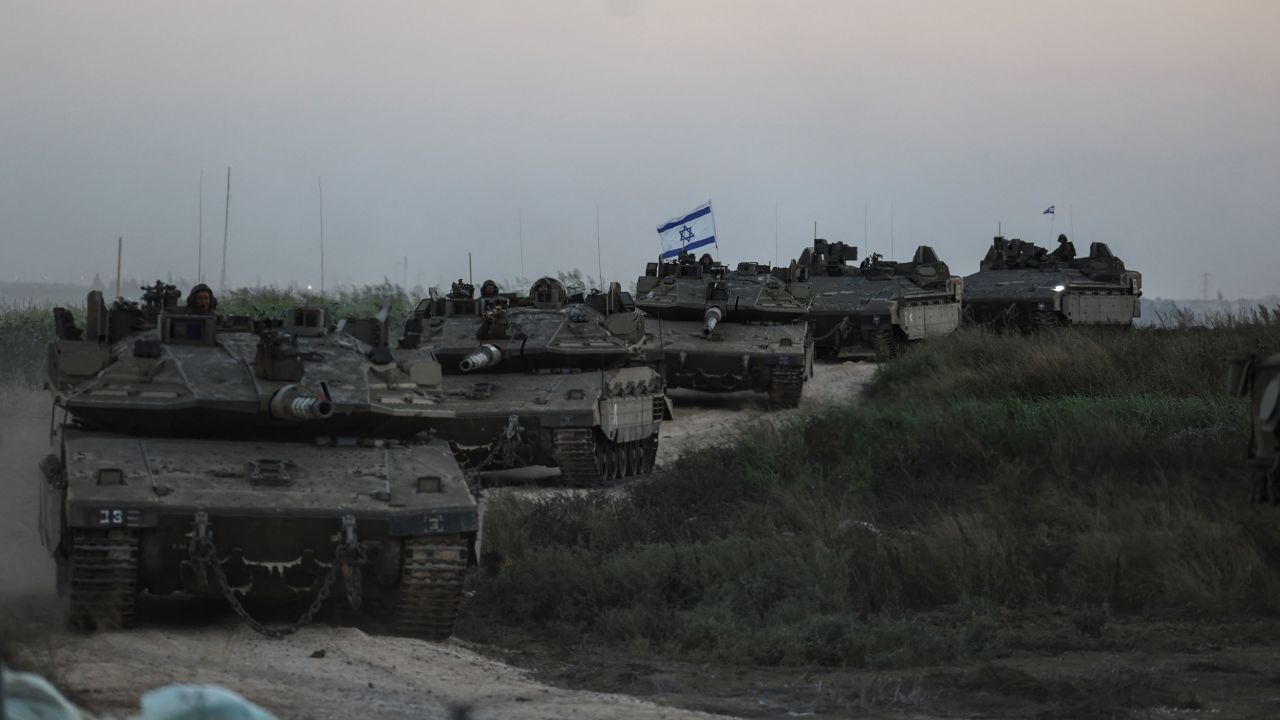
[459,321,1280,668]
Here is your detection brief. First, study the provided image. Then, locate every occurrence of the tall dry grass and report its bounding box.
[461,320,1280,667]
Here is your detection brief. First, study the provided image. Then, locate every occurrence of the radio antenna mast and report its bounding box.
[220,167,231,293]
[318,176,325,295]
[197,170,204,283]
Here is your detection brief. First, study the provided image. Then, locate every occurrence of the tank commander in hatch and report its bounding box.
[1049,233,1077,262]
[186,283,218,315]
[480,279,500,298]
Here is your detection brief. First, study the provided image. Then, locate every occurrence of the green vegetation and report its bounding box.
[0,304,60,386]
[460,323,1280,668]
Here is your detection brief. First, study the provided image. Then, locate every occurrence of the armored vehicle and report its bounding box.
[398,277,666,486]
[1227,352,1280,505]
[635,255,812,407]
[788,240,963,358]
[962,235,1142,329]
[40,282,476,639]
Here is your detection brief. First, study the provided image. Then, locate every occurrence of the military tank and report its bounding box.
[962,235,1142,330]
[1227,352,1280,505]
[787,239,963,358]
[634,254,812,407]
[39,282,476,639]
[398,277,666,486]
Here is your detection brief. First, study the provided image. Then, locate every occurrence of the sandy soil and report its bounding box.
[655,361,875,468]
[0,366,876,720]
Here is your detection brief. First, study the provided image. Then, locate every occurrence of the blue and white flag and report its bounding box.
[656,201,716,259]
[1042,205,1055,215]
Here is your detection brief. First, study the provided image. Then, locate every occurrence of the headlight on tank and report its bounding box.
[1053,285,1066,292]
[97,468,125,486]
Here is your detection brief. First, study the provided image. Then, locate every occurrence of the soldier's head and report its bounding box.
[480,280,499,298]
[187,283,216,314]
[699,253,713,267]
[1058,234,1069,245]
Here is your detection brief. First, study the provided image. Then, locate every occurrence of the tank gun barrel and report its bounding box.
[459,343,503,372]
[269,385,335,420]
[702,306,724,336]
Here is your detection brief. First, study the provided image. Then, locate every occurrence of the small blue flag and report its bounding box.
[1043,205,1055,215]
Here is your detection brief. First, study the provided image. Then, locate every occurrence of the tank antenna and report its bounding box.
[518,207,525,281]
[318,177,325,295]
[220,167,231,294]
[863,201,868,252]
[1070,203,1075,242]
[468,252,473,286]
[596,204,605,307]
[115,236,123,298]
[813,220,817,241]
[773,201,778,267]
[197,170,204,283]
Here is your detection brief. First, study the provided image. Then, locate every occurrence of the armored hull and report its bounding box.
[399,279,666,486]
[41,286,476,639]
[963,236,1142,329]
[636,258,813,407]
[1227,353,1280,505]
[789,241,962,358]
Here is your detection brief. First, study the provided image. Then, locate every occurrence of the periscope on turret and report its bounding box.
[40,282,477,639]
[397,277,667,487]
[634,253,813,408]
[961,235,1143,330]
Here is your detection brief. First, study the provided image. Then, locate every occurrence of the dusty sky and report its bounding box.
[1,0,1277,299]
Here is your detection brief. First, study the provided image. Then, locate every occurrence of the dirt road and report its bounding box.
[0,364,875,719]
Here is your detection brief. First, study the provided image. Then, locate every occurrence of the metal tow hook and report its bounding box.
[339,514,369,611]
[189,511,213,589]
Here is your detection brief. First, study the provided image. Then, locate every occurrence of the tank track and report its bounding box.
[68,529,139,631]
[553,429,658,487]
[868,327,896,360]
[391,535,469,640]
[768,366,805,408]
[1031,310,1063,330]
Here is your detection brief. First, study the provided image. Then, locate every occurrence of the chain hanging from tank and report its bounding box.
[187,511,368,639]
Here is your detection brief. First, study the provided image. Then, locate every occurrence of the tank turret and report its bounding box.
[786,239,963,359]
[635,255,812,406]
[39,286,476,639]
[397,277,666,486]
[963,235,1142,330]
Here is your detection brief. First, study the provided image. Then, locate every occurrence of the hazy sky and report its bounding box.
[1,0,1277,299]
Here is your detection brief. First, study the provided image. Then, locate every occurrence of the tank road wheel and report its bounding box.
[1031,310,1063,330]
[868,327,897,360]
[392,535,468,640]
[553,428,607,487]
[768,366,805,409]
[642,435,658,473]
[68,529,139,631]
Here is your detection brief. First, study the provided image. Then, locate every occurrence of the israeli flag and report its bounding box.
[656,201,716,259]
[1043,205,1055,215]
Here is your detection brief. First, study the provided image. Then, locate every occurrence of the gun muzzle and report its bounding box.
[269,385,335,420]
[703,306,724,336]
[459,343,503,372]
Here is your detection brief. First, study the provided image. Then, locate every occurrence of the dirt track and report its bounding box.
[0,364,875,719]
